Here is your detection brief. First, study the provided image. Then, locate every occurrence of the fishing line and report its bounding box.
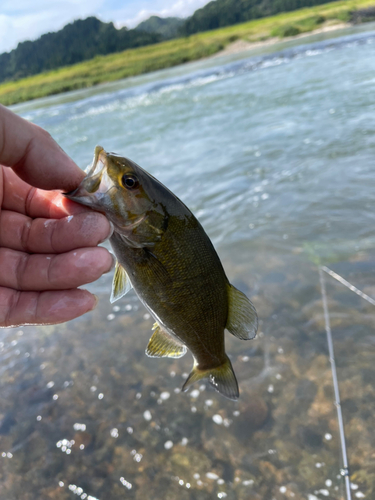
[319,267,352,500]
[321,266,375,306]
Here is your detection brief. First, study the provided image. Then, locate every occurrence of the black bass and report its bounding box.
[66,147,258,400]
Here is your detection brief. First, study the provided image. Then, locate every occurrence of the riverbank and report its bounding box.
[1,0,374,107]
[212,21,349,58]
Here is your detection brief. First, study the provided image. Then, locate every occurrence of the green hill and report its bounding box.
[1,0,374,106]
[135,16,184,39]
[181,0,339,34]
[0,17,160,84]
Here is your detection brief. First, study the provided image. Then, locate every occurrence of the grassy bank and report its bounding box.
[1,0,374,106]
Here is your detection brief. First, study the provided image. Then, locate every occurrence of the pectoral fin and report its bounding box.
[226,284,258,340]
[144,249,173,287]
[110,262,133,303]
[146,323,187,359]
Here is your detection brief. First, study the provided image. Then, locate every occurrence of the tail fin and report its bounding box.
[181,356,239,400]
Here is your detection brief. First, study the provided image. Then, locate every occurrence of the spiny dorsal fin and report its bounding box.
[146,323,187,359]
[182,355,239,400]
[226,284,258,340]
[110,262,133,303]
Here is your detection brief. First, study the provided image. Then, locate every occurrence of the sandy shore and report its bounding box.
[212,22,349,58]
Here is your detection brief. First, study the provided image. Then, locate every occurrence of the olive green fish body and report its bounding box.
[110,210,229,370]
[66,147,258,400]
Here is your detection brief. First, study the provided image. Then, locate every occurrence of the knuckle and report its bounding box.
[21,219,32,251]
[15,253,29,289]
[46,255,56,286]
[24,186,37,217]
[1,289,21,327]
[34,124,53,142]
[49,219,60,253]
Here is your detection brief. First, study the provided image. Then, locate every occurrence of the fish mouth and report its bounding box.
[64,146,114,208]
[85,145,106,177]
[64,146,146,233]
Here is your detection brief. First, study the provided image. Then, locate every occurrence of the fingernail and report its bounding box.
[104,253,116,274]
[90,294,99,311]
[108,221,114,238]
[99,220,114,244]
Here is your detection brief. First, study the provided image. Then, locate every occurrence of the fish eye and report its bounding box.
[121,174,138,189]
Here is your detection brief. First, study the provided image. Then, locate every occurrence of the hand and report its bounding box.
[0,105,114,327]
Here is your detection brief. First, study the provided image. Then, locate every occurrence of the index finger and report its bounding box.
[2,167,90,218]
[0,104,84,192]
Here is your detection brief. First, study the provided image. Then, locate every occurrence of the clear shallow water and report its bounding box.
[2,25,375,499]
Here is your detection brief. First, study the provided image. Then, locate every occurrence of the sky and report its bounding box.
[0,0,211,54]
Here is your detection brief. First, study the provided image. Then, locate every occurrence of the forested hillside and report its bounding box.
[1,0,373,106]
[0,17,160,84]
[181,0,338,34]
[135,16,184,39]
[0,0,371,87]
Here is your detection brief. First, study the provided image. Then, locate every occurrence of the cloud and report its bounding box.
[121,0,210,27]
[0,0,211,54]
[0,12,71,53]
[0,0,104,53]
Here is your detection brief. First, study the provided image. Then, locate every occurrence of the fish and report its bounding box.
[66,146,258,400]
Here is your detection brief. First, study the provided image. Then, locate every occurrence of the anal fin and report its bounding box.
[146,323,187,359]
[110,262,133,303]
[226,284,258,340]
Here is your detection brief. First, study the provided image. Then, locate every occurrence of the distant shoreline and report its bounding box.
[2,0,375,107]
[211,21,349,59]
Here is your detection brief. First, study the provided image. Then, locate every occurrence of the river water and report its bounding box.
[1,23,375,500]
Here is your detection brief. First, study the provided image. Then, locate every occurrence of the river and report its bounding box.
[1,22,375,500]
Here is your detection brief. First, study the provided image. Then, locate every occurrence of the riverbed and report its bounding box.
[1,22,375,500]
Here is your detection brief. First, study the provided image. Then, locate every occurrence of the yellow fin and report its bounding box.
[146,323,187,359]
[226,284,258,340]
[182,356,239,400]
[110,262,133,303]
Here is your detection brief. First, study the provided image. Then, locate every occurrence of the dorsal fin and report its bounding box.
[226,284,258,340]
[146,323,187,359]
[110,262,133,303]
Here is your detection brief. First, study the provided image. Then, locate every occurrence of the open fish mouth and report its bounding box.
[84,145,106,177]
[64,146,146,233]
[64,146,115,207]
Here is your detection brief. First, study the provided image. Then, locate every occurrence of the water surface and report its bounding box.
[2,24,375,500]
